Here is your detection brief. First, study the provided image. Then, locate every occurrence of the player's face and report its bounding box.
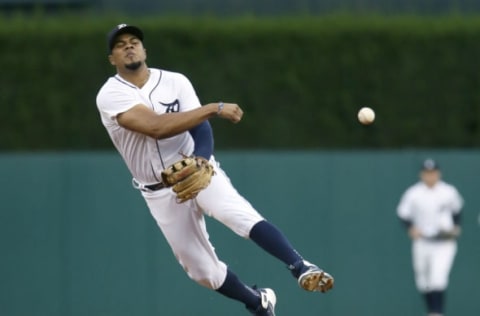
[420,169,441,187]
[108,33,147,69]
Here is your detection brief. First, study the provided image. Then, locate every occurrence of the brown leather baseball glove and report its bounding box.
[161,155,215,203]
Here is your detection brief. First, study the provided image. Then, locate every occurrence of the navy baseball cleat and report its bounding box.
[248,287,276,316]
[297,260,334,293]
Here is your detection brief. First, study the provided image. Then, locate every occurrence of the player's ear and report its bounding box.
[108,54,116,66]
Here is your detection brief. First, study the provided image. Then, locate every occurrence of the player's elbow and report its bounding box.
[131,115,171,139]
[147,126,175,139]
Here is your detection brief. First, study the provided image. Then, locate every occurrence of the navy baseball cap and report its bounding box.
[421,158,440,171]
[107,24,144,53]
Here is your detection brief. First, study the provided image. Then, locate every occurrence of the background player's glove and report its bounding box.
[161,155,215,203]
[434,226,461,240]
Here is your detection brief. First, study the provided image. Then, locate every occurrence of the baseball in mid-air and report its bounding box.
[357,107,375,125]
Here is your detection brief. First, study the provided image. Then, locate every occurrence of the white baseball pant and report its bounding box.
[412,238,457,292]
[141,158,265,290]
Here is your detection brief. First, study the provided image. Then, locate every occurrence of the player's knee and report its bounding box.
[185,264,226,290]
[188,272,223,289]
[192,276,218,289]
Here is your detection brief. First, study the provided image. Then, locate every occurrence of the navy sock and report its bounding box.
[423,290,444,314]
[423,292,434,311]
[249,220,304,270]
[216,269,261,310]
[430,290,445,314]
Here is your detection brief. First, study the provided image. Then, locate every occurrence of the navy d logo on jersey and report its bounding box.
[160,99,180,113]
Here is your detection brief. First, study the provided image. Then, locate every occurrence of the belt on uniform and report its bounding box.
[132,178,167,192]
[145,182,166,191]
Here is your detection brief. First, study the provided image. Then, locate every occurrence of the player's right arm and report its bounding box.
[397,188,421,239]
[117,102,243,139]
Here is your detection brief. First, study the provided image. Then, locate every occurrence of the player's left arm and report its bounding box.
[451,186,464,226]
[438,186,464,239]
[177,73,215,160]
[451,187,464,236]
[189,120,214,160]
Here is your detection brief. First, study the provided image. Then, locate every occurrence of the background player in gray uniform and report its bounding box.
[397,159,464,316]
[96,24,334,315]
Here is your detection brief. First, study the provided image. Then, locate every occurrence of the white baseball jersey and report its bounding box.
[96,68,200,184]
[397,180,463,238]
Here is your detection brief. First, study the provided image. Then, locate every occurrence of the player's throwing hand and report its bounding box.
[216,102,243,123]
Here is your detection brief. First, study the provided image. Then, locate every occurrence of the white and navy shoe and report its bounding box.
[297,260,334,293]
[248,287,276,316]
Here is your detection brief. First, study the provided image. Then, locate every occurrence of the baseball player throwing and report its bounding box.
[96,24,334,315]
[397,159,464,316]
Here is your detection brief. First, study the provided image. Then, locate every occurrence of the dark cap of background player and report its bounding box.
[421,158,440,171]
[107,24,144,53]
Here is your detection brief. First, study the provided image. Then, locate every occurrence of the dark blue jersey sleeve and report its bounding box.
[399,218,413,229]
[453,212,461,226]
[189,120,214,159]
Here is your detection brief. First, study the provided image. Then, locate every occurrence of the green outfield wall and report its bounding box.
[1,150,479,316]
